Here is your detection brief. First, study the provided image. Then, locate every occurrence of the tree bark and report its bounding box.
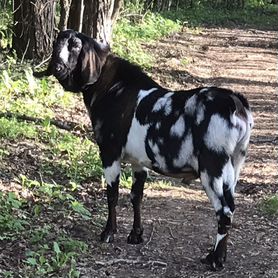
[59,0,72,31]
[82,0,123,44]
[12,0,56,60]
[68,0,84,32]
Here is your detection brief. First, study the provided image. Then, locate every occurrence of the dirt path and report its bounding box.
[79,28,278,277]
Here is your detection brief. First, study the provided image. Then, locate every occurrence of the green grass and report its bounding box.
[260,195,278,216]
[163,4,278,29]
[113,12,181,67]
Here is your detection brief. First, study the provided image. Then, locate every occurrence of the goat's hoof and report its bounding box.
[100,230,115,243]
[127,228,143,244]
[201,250,225,271]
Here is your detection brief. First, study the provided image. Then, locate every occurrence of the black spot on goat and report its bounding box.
[34,30,254,271]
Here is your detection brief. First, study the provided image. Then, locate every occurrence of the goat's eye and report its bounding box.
[56,65,62,72]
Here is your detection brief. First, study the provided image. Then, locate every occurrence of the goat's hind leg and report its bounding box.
[127,166,147,244]
[100,160,121,243]
[200,165,235,270]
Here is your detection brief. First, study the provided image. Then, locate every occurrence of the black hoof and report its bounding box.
[201,250,225,271]
[127,228,143,244]
[100,229,115,243]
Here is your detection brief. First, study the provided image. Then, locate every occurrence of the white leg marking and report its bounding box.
[214,233,227,251]
[104,160,121,186]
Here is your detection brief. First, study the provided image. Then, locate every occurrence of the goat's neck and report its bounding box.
[81,54,120,110]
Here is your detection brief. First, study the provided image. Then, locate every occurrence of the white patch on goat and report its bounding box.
[184,94,197,116]
[170,116,185,137]
[155,122,161,130]
[223,206,233,217]
[137,88,157,104]
[173,132,193,168]
[104,160,121,186]
[214,233,227,251]
[59,43,69,63]
[201,170,222,212]
[157,137,164,145]
[200,88,209,94]
[222,160,235,190]
[148,139,167,170]
[212,176,224,198]
[124,116,152,168]
[196,103,205,125]
[152,92,173,115]
[204,114,238,154]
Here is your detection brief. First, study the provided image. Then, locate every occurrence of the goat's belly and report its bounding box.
[123,115,198,175]
[123,116,153,169]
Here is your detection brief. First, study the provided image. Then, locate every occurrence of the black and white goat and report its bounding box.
[35,30,253,270]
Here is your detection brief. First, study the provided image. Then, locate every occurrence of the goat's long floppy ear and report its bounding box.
[79,38,109,87]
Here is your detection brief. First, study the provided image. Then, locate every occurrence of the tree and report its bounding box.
[68,0,123,44]
[59,0,73,31]
[84,0,122,43]
[12,0,56,60]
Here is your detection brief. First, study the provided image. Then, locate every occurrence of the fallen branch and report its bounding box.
[250,137,278,144]
[0,111,92,134]
[95,258,167,267]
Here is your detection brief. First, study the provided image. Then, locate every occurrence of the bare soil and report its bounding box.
[1,27,278,278]
[77,27,278,278]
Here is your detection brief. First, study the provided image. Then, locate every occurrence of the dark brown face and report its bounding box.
[47,29,109,92]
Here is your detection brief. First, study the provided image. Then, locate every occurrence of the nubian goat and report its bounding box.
[35,30,253,270]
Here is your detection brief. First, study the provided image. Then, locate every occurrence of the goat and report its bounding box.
[34,29,253,270]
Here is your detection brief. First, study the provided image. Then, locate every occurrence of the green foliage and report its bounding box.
[260,195,278,216]
[113,12,181,67]
[0,67,72,118]
[24,234,87,277]
[163,3,277,29]
[0,117,38,139]
[0,9,13,48]
[49,132,102,181]
[0,192,28,239]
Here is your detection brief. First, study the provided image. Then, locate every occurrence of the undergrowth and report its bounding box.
[163,4,278,29]
[260,195,278,216]
[113,11,181,67]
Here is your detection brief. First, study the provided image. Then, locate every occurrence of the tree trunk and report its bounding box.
[68,0,84,31]
[82,0,123,44]
[12,0,56,60]
[59,0,72,30]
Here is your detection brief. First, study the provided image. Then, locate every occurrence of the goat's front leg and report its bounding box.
[127,167,147,244]
[100,160,121,243]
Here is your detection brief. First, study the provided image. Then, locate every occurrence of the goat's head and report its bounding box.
[35,30,110,92]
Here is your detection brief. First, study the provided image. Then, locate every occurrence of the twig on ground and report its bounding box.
[95,258,167,267]
[142,222,155,249]
[250,137,278,144]
[168,226,176,239]
[34,55,51,69]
